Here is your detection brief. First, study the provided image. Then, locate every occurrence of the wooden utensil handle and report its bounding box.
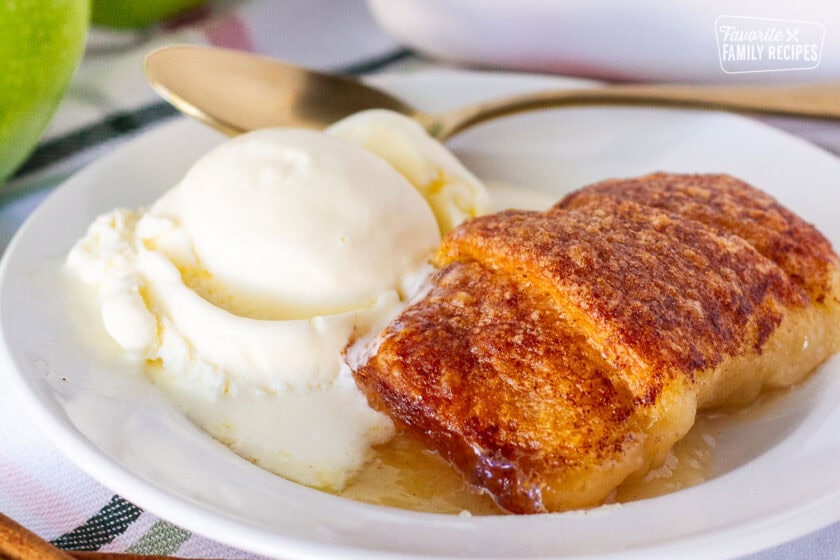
[0,512,230,560]
[0,511,72,560]
[71,553,194,560]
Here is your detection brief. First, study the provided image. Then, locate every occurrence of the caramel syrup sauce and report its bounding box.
[337,390,791,515]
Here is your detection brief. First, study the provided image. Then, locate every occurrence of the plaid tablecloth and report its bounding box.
[1,1,839,558]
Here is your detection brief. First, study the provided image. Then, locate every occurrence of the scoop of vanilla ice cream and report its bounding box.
[327,109,489,234]
[151,128,441,320]
[66,121,484,491]
[69,203,398,488]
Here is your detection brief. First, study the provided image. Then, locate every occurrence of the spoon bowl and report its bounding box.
[145,45,415,136]
[145,45,840,141]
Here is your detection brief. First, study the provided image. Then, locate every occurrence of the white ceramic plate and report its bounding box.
[2,70,840,559]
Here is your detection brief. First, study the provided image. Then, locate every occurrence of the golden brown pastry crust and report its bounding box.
[436,199,807,401]
[557,173,839,303]
[350,173,840,514]
[354,260,646,513]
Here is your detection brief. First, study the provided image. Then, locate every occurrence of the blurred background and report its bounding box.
[5,0,840,198]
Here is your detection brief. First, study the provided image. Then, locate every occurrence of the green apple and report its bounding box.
[91,0,207,29]
[0,0,89,184]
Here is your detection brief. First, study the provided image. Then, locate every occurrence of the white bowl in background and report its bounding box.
[367,0,840,83]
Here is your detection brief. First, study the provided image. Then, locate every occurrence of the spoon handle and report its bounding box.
[419,83,840,140]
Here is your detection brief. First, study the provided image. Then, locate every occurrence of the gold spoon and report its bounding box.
[144,44,840,142]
